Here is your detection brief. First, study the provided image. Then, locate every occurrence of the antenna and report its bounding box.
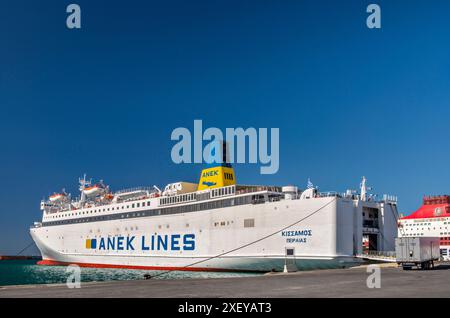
[79,173,88,203]
[360,176,372,201]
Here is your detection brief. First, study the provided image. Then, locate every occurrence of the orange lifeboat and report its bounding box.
[103,193,114,200]
[49,193,67,202]
[82,184,106,197]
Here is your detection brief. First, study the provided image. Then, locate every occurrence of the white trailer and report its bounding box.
[395,237,440,270]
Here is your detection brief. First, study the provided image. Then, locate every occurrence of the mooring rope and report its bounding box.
[15,241,36,256]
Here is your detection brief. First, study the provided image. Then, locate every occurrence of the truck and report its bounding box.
[395,237,440,270]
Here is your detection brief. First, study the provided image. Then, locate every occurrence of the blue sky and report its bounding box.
[1,0,450,255]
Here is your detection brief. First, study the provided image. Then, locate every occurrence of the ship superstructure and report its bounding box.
[31,161,399,272]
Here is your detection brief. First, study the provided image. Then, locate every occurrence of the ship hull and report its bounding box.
[30,197,362,272]
[35,256,356,272]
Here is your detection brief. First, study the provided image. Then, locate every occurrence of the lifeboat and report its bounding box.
[82,184,106,198]
[103,193,114,200]
[49,193,67,202]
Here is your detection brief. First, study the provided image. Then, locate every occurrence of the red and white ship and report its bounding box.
[398,195,450,261]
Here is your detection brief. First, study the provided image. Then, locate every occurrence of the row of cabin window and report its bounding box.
[47,210,161,225]
[160,187,236,206]
[212,187,235,197]
[405,221,449,226]
[160,196,252,215]
[44,195,255,226]
[403,233,449,236]
[160,193,196,205]
[404,226,448,231]
[410,219,450,224]
[48,201,152,219]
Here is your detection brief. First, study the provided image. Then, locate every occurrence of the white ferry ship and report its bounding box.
[31,161,399,272]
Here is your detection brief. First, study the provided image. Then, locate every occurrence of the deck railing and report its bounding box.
[115,186,155,195]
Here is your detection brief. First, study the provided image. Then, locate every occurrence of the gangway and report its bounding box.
[355,251,397,263]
